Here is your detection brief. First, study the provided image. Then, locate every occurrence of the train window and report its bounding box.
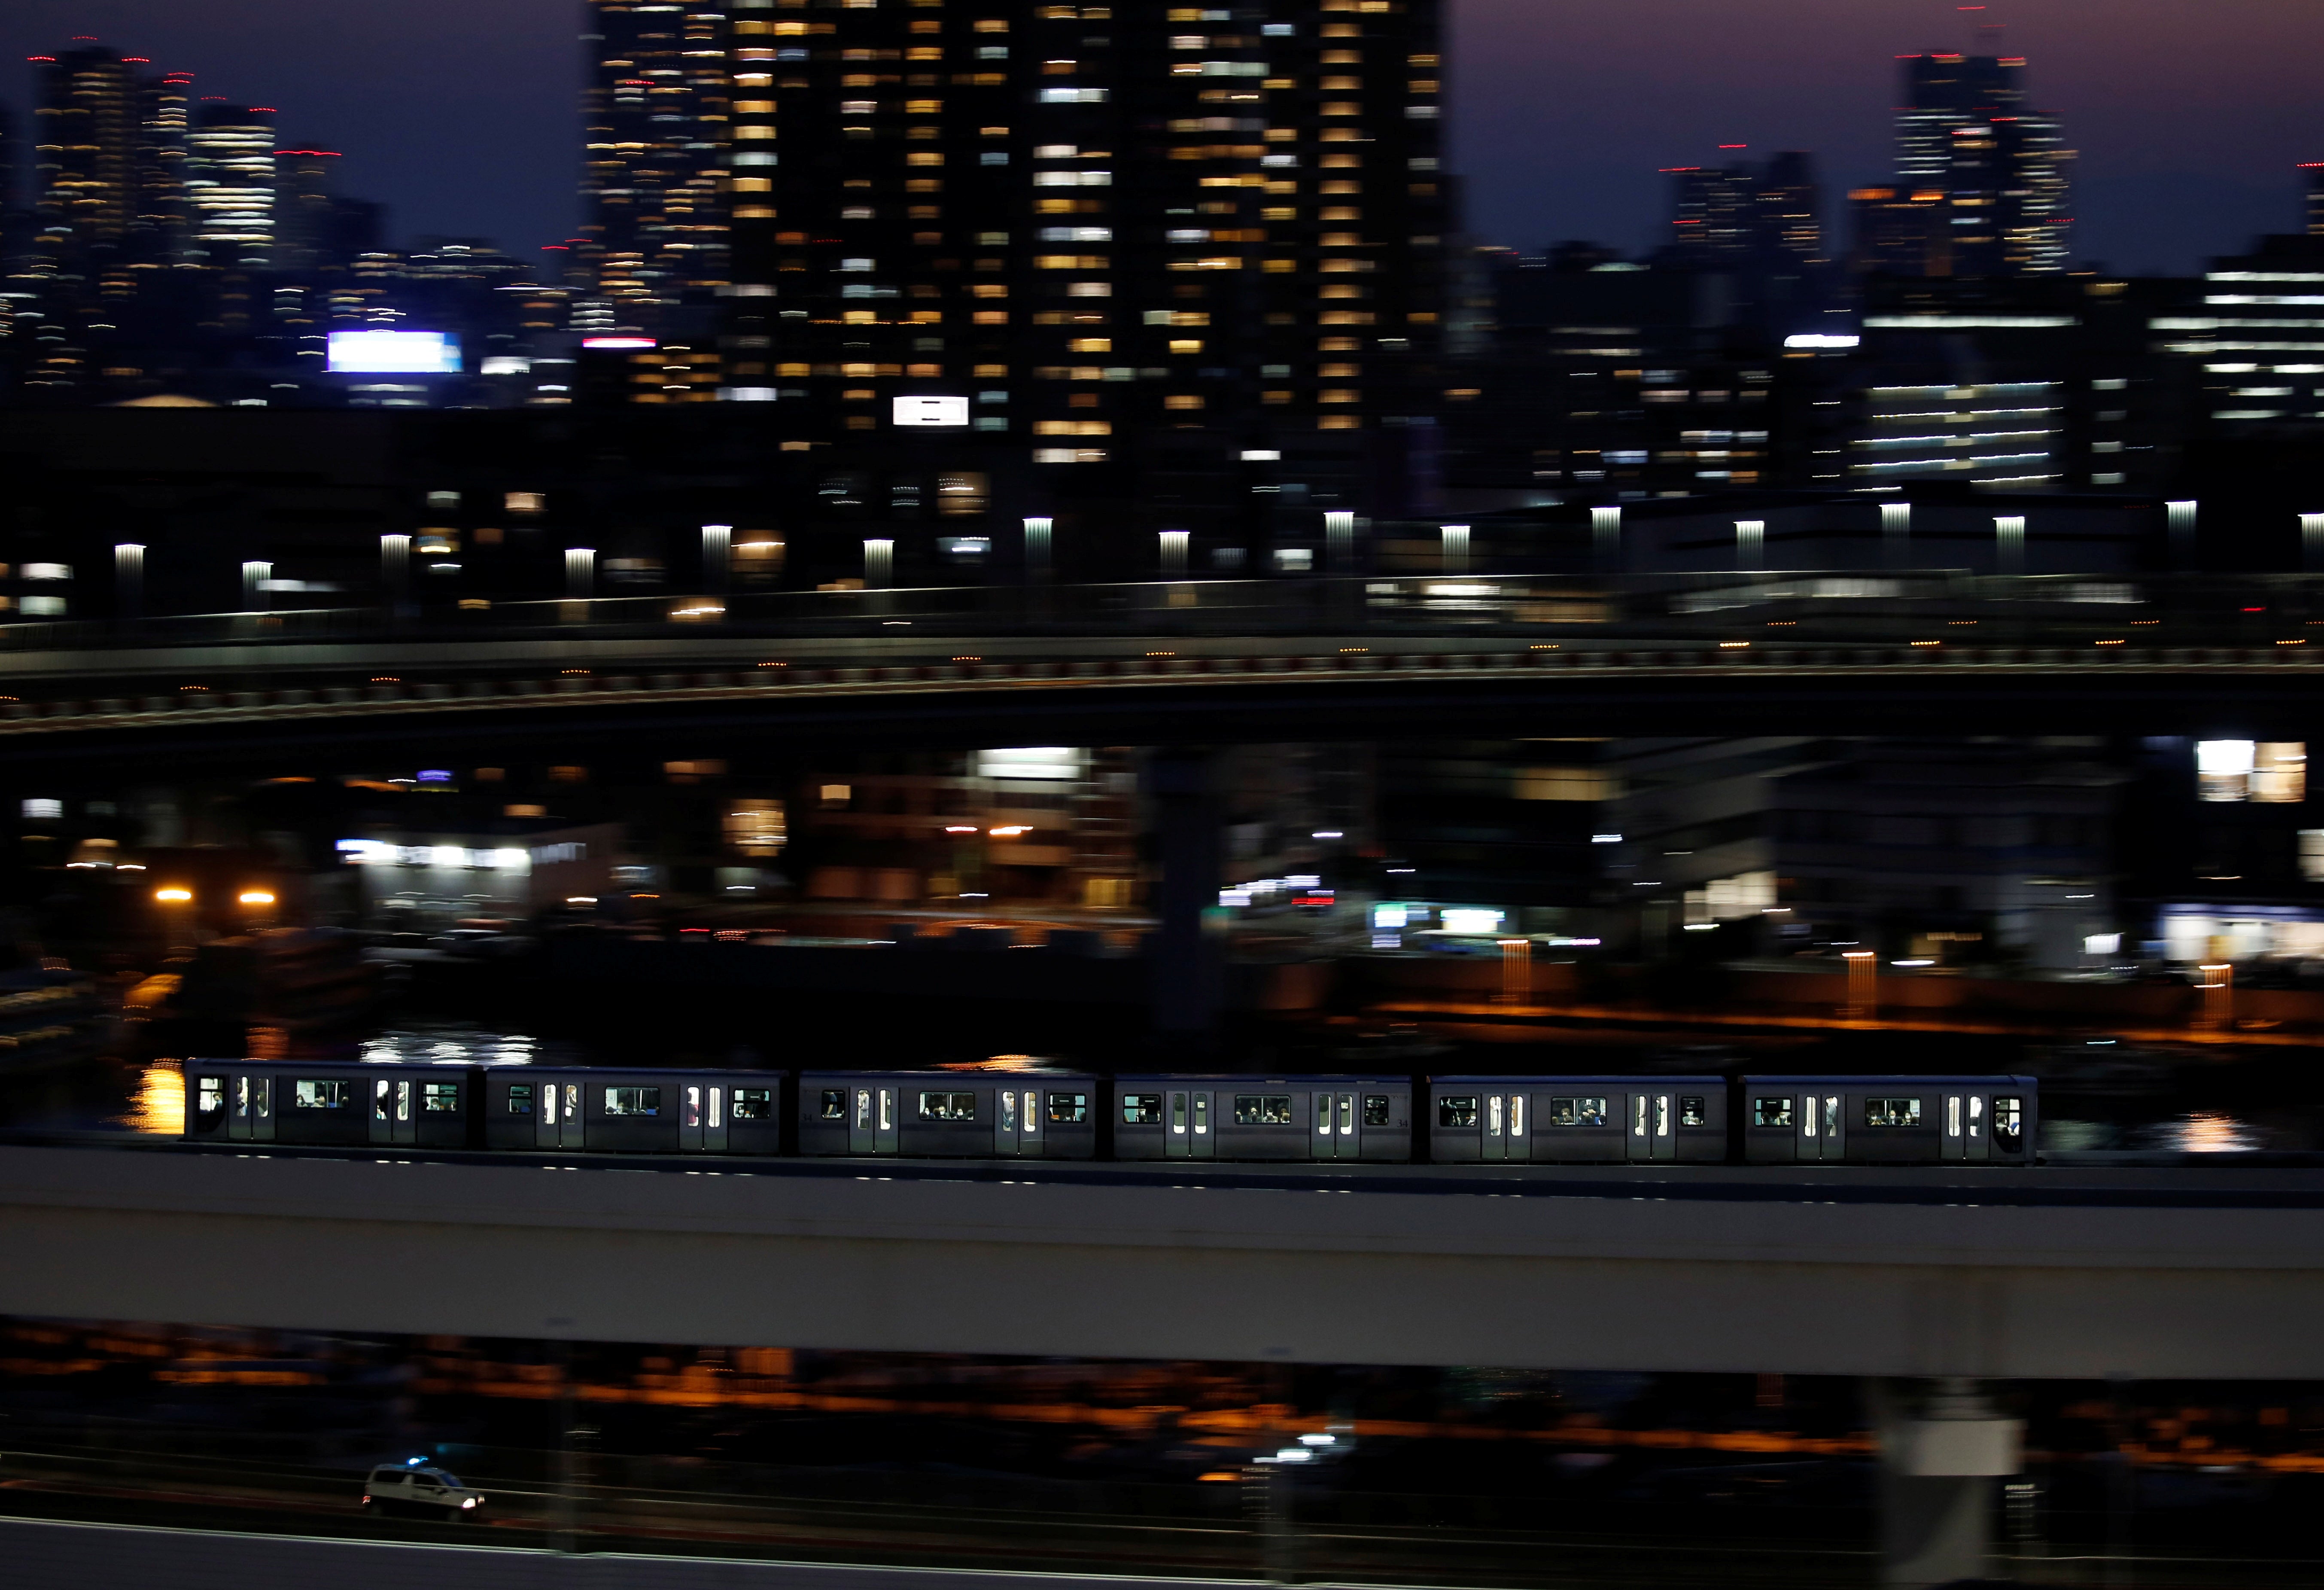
[1000,1090,1017,1131]
[565,1083,579,1123]
[685,1087,703,1128]
[1047,1092,1089,1123]
[1363,1094,1390,1127]
[1233,1094,1293,1126]
[1548,1097,1607,1127]
[1679,1095,1707,1127]
[1992,1096,2023,1146]
[195,1076,225,1128]
[919,1090,976,1121]
[734,1088,774,1120]
[236,1076,250,1117]
[819,1089,846,1119]
[422,1082,459,1113]
[506,1083,535,1116]
[1752,1096,1793,1128]
[395,1080,410,1123]
[1438,1095,1479,1128]
[1865,1097,1922,1128]
[605,1086,662,1117]
[1122,1093,1162,1124]
[293,1079,352,1110]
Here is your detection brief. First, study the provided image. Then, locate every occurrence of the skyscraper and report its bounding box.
[2303,164,2324,236]
[1661,150,1827,336]
[579,2,735,330]
[712,0,1448,499]
[1886,51,2072,276]
[185,103,278,266]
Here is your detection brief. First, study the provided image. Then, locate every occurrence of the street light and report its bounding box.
[153,886,193,904]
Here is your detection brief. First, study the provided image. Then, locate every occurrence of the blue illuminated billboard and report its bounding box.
[326,330,462,374]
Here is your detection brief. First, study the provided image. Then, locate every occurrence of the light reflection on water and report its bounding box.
[119,1063,184,1135]
[2142,1112,2264,1153]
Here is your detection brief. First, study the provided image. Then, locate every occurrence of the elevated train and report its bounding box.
[183,1060,2037,1168]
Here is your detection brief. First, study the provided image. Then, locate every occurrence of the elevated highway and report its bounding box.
[5,1142,2322,1379]
[0,572,2319,763]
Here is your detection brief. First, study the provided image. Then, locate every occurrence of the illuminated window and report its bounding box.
[1046,1091,1089,1123]
[1513,767,1616,802]
[1753,1097,1794,1128]
[605,1086,662,1117]
[725,798,788,857]
[919,1090,976,1121]
[735,1088,775,1121]
[819,783,853,808]
[2198,740,2306,802]
[1992,1096,2024,1147]
[506,1083,535,1116]
[293,1079,352,1110]
[1122,1092,1162,1124]
[1229,1094,1292,1126]
[1437,1095,1478,1128]
[1864,1097,1922,1128]
[819,1088,846,1119]
[1680,1096,1707,1127]
[1547,1097,1607,1127]
[423,1081,460,1113]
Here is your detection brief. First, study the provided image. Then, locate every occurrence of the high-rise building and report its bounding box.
[2303,164,2324,236]
[1660,151,1826,337]
[1887,52,2072,276]
[30,43,143,272]
[1848,185,1947,277]
[185,103,278,266]
[272,146,342,274]
[710,0,1448,522]
[580,2,734,327]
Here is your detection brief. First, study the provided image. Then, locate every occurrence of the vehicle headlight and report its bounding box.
[463,1496,479,1508]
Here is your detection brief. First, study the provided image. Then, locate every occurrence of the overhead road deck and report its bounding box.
[3,1143,2321,1379]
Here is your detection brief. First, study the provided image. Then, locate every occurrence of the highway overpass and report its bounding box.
[4,1142,2321,1380]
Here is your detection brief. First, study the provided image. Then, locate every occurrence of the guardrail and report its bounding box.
[8,569,2324,655]
[0,638,2318,737]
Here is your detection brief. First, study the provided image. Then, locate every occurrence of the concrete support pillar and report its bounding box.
[1146,748,1223,1042]
[1871,1378,2023,1589]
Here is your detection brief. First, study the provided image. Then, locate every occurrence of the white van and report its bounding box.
[362,1462,486,1518]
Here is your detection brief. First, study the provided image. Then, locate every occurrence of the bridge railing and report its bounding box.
[8,570,2324,653]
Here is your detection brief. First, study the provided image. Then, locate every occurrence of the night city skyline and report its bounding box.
[5,0,2323,271]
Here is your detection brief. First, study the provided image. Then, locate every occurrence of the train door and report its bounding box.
[371,1077,396,1146]
[1626,1090,1674,1162]
[1505,1092,1528,1161]
[1797,1091,1844,1162]
[703,1083,727,1153]
[388,1077,416,1146]
[552,1080,583,1150]
[228,1072,255,1142]
[1481,1092,1514,1161]
[1165,1089,1212,1158]
[1965,1092,1989,1162]
[249,1073,275,1143]
[681,1083,706,1152]
[996,1087,1024,1157]
[1335,1090,1360,1159]
[1312,1091,1335,1161]
[849,1085,897,1154]
[536,1077,566,1149]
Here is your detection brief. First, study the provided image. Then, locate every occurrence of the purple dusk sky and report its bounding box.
[6,0,2322,272]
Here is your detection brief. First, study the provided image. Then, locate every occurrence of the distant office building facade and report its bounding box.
[28,43,192,283]
[580,1,736,327]
[1874,52,2072,277]
[185,104,277,266]
[713,0,1449,481]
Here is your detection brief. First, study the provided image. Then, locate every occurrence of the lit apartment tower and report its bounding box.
[716,0,1448,465]
[134,68,194,261]
[1667,152,1821,271]
[580,2,734,325]
[2304,164,2324,236]
[29,43,142,273]
[1891,51,2072,276]
[185,104,278,265]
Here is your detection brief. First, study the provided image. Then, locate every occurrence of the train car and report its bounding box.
[1740,1075,2036,1165]
[481,1066,785,1155]
[1427,1076,1728,1164]
[182,1058,480,1149]
[795,1069,1100,1158]
[1112,1075,1413,1161]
